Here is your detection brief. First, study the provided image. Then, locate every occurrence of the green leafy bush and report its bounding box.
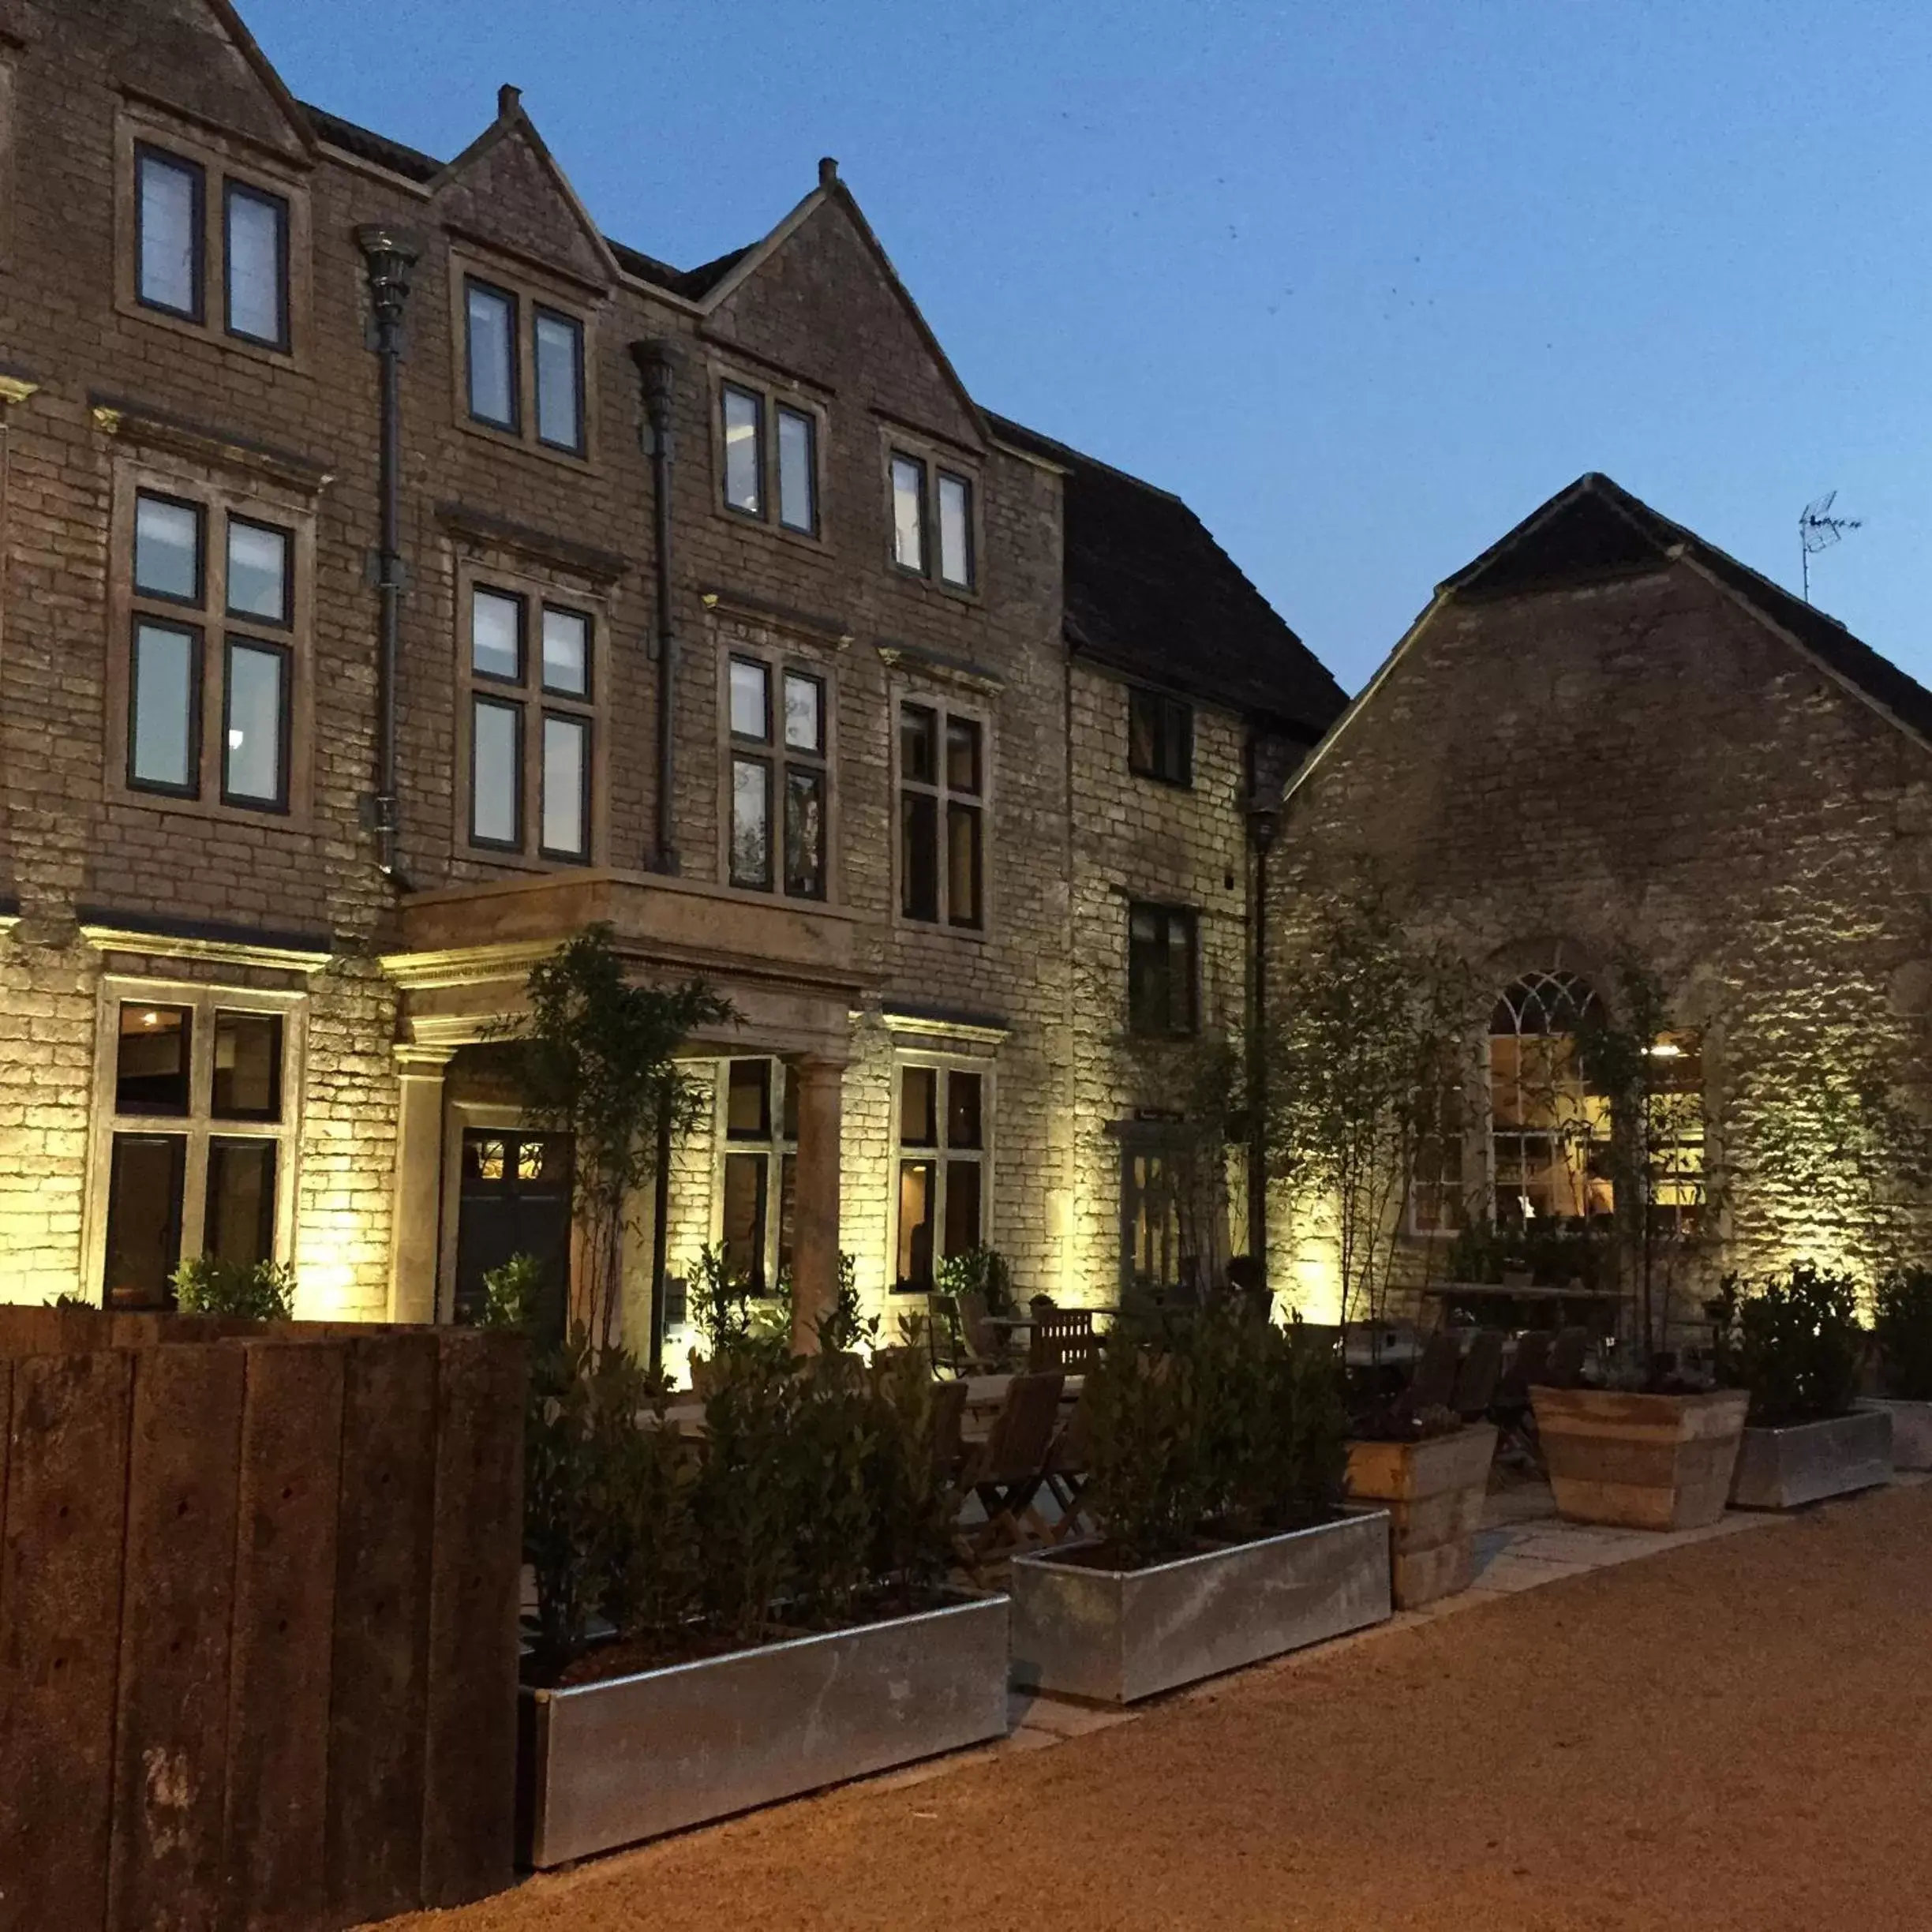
[1717,1264,1865,1428]
[814,1252,878,1355]
[1084,1305,1347,1568]
[171,1256,296,1321]
[477,1251,546,1333]
[935,1245,1014,1316]
[1874,1268,1932,1402]
[525,1334,959,1676]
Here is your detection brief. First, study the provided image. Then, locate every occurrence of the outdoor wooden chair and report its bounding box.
[953,1370,1066,1574]
[1543,1325,1589,1390]
[1396,1328,1462,1423]
[1490,1329,1552,1462]
[1028,1309,1096,1374]
[1453,1328,1505,1421]
[930,1377,970,1485]
[1040,1386,1096,1544]
[926,1292,996,1379]
[958,1288,1006,1369]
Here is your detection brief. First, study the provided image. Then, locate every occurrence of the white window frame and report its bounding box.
[888,1055,993,1294]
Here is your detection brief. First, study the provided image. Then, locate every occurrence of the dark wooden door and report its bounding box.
[453,1129,572,1344]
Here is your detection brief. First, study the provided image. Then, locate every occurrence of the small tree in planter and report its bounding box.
[506,923,732,1348]
[1710,1264,1889,1509]
[1013,1307,1383,1702]
[170,1256,297,1321]
[1264,887,1474,1350]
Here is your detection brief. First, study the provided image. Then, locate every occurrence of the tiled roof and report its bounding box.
[1443,473,1932,747]
[989,415,1346,738]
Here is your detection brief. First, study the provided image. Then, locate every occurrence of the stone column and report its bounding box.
[388,1044,453,1324]
[788,1054,845,1355]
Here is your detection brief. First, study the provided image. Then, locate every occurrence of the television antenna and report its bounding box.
[1799,491,1862,604]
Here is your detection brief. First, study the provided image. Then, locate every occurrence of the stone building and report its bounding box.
[1268,471,1932,1325]
[0,0,1342,1354]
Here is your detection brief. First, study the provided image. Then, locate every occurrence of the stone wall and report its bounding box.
[1270,560,1932,1321]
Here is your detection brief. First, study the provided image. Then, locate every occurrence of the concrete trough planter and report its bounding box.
[1532,1386,1749,1530]
[1008,1510,1391,1705]
[1858,1398,1932,1471]
[1730,1409,1894,1510]
[1346,1423,1497,1608]
[517,1592,1009,1868]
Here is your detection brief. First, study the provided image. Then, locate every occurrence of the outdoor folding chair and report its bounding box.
[1544,1325,1589,1391]
[1453,1329,1505,1422]
[1040,1387,1096,1544]
[954,1370,1065,1574]
[1028,1309,1096,1374]
[927,1292,995,1379]
[958,1289,1005,1370]
[1396,1329,1462,1423]
[1491,1329,1552,1462]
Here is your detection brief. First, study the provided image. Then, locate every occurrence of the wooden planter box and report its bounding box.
[518,1592,1009,1867]
[1859,1398,1932,1471]
[1346,1423,1497,1608]
[1531,1386,1749,1530]
[1730,1410,1893,1509]
[1008,1511,1391,1705]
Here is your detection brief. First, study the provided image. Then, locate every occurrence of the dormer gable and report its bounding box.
[100,0,313,163]
[429,91,618,290]
[703,170,985,452]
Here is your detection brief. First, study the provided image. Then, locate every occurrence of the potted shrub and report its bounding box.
[1717,1264,1893,1509]
[1865,1268,1932,1468]
[1008,1309,1389,1705]
[1344,1399,1496,1608]
[517,1342,1006,1866]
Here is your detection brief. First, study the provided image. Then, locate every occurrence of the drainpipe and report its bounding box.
[355,226,422,882]
[632,339,683,875]
[1246,791,1280,1286]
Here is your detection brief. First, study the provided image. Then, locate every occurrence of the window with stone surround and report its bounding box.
[1488,972,1612,1226]
[116,110,308,363]
[1127,904,1198,1037]
[120,478,305,816]
[93,983,304,1309]
[1128,687,1193,788]
[724,652,829,899]
[720,1058,796,1292]
[713,375,823,537]
[897,701,984,929]
[451,255,593,462]
[892,1061,989,1292]
[462,578,598,862]
[887,448,978,590]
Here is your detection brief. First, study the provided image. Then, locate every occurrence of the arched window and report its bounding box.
[1488,971,1612,1227]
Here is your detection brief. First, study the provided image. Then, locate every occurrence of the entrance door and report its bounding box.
[454,1128,572,1343]
[1120,1141,1181,1294]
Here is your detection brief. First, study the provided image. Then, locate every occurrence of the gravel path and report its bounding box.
[384,1482,1932,1932]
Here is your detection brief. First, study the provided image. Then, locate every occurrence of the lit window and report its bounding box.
[1127,904,1197,1037]
[728,656,829,900]
[223,638,287,808]
[224,182,288,348]
[1488,972,1612,1227]
[777,406,817,534]
[938,471,974,587]
[722,384,763,515]
[895,1065,987,1291]
[1128,687,1193,786]
[721,1058,797,1292]
[465,279,519,429]
[225,519,290,625]
[136,147,203,319]
[103,993,293,1310]
[534,307,584,453]
[900,702,983,928]
[890,454,927,572]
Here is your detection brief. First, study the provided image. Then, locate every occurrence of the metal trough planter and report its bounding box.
[1858,1398,1932,1471]
[1730,1409,1893,1510]
[1531,1386,1749,1530]
[517,1592,1009,1868]
[1008,1511,1391,1705]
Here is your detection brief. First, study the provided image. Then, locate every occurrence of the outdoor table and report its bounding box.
[1419,1280,1619,1331]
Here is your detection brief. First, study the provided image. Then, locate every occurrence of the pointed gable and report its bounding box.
[1442,475,1670,602]
[706,187,983,449]
[431,98,616,290]
[106,0,313,159]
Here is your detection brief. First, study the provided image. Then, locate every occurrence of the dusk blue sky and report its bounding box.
[248,2,1932,696]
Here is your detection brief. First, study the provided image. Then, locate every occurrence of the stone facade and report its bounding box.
[1268,474,1932,1327]
[0,0,1340,1344]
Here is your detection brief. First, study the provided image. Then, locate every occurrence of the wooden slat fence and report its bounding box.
[0,1311,526,1931]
